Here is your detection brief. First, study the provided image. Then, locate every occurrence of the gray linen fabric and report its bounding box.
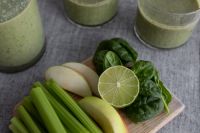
[0,0,200,132]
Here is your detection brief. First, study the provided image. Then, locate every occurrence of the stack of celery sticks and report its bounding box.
[9,80,102,133]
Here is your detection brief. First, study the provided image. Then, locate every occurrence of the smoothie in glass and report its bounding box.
[64,0,118,26]
[0,0,45,72]
[135,0,200,49]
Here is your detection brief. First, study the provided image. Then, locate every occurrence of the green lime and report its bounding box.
[98,66,139,108]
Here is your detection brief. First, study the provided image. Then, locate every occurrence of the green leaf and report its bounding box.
[111,38,138,64]
[103,51,122,69]
[131,60,159,83]
[93,50,108,74]
[158,81,172,105]
[159,80,172,113]
[123,80,164,122]
[96,39,137,67]
[93,50,122,74]
[124,60,172,122]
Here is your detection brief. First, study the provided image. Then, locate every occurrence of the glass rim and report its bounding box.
[137,0,200,16]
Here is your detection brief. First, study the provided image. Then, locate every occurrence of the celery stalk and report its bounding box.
[10,117,28,133]
[16,105,41,133]
[22,96,42,124]
[9,124,20,133]
[30,87,67,133]
[22,97,47,132]
[33,82,89,133]
[45,80,102,133]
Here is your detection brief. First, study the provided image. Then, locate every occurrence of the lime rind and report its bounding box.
[98,66,140,108]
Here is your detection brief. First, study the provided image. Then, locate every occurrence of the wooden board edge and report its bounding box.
[150,95,185,133]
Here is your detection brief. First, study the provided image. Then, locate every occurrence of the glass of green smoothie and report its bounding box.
[63,0,118,26]
[0,0,45,73]
[135,0,200,49]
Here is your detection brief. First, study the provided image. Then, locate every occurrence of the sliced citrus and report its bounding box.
[98,66,139,108]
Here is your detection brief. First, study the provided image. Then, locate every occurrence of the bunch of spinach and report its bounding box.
[93,38,172,122]
[123,60,172,122]
[93,38,138,74]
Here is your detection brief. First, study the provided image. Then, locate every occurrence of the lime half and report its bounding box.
[98,66,139,108]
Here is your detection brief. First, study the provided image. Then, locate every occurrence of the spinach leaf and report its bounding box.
[158,80,172,105]
[131,60,159,83]
[93,50,122,74]
[96,39,137,68]
[123,80,164,122]
[112,38,138,63]
[93,50,108,74]
[104,51,122,69]
[124,60,172,122]
[131,60,172,113]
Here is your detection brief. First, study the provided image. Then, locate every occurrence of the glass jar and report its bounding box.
[0,0,45,72]
[134,0,200,49]
[63,0,118,26]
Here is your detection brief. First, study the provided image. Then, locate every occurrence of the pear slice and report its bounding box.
[62,62,100,96]
[79,97,128,133]
[45,66,92,97]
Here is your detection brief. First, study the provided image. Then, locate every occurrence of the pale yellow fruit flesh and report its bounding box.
[62,62,100,96]
[45,66,92,97]
[79,97,127,133]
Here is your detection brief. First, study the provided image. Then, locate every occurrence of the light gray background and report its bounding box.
[0,0,200,132]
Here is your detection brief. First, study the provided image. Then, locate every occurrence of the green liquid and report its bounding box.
[64,0,118,26]
[0,0,44,71]
[148,0,199,13]
[135,0,200,48]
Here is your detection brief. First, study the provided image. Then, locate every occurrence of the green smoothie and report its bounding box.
[135,0,200,48]
[0,0,45,72]
[64,0,118,26]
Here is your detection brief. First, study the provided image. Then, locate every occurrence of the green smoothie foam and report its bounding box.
[0,0,30,22]
[0,0,44,72]
[135,0,200,48]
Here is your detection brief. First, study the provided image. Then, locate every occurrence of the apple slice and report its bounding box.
[79,97,127,133]
[62,62,100,96]
[45,66,92,97]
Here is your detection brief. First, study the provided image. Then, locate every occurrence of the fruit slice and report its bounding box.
[98,66,139,108]
[62,62,99,96]
[45,66,92,97]
[79,97,127,133]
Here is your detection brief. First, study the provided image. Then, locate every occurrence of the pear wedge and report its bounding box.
[62,62,99,96]
[45,66,92,97]
[79,97,127,133]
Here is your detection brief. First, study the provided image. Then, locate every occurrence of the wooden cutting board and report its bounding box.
[14,57,185,133]
[83,57,185,133]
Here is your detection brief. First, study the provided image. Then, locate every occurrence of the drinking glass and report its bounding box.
[134,0,200,49]
[0,0,45,72]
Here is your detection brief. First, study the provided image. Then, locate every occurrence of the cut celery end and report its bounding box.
[10,117,28,133]
[16,105,41,133]
[22,96,47,132]
[9,124,20,133]
[30,87,67,133]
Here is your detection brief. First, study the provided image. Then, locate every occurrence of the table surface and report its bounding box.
[0,0,200,133]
